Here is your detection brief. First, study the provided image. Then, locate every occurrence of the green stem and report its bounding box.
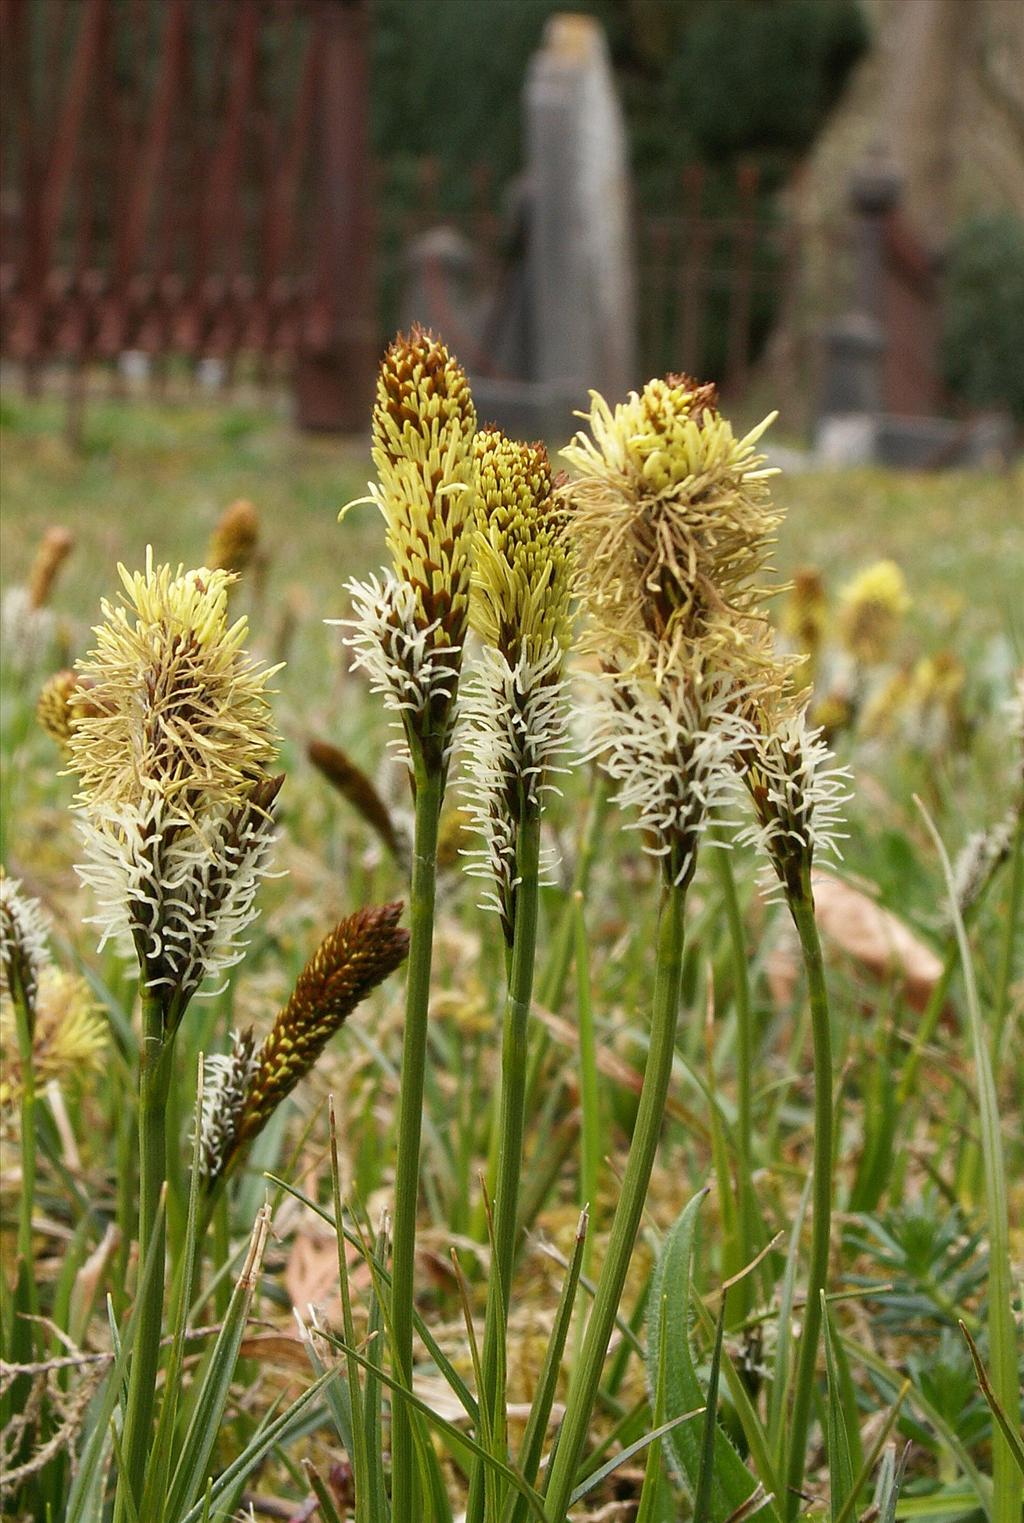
[784,876,834,1523]
[389,761,443,1520]
[713,842,752,1171]
[466,811,543,1523]
[12,980,37,1282]
[114,994,172,1522]
[543,878,686,1522]
[992,816,1022,1064]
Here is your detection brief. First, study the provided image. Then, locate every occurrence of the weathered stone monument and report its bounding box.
[402,12,637,438]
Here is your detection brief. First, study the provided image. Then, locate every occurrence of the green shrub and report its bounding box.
[942,212,1024,420]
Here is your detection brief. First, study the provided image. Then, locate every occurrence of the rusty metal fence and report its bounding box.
[0,0,374,429]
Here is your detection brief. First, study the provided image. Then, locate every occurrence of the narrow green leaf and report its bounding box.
[959,1321,1024,1480]
[164,1206,271,1515]
[568,1409,708,1507]
[177,1367,339,1523]
[505,1209,588,1523]
[303,1458,347,1523]
[693,1300,726,1523]
[821,1292,855,1522]
[916,800,1022,1523]
[646,1190,781,1523]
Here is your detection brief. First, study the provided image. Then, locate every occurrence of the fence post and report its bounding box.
[295,0,375,431]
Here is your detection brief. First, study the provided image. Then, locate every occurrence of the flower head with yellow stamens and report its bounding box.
[67,552,283,1026]
[837,559,910,666]
[1,966,107,1111]
[461,432,575,937]
[562,375,781,685]
[343,329,478,769]
[200,903,409,1183]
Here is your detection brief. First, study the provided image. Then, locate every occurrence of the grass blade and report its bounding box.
[821,1291,855,1522]
[959,1320,1024,1480]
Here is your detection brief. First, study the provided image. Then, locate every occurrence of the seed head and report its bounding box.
[562,376,781,684]
[206,903,409,1182]
[837,560,910,666]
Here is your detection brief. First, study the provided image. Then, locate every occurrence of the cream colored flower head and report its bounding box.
[838,559,910,666]
[562,374,780,683]
[67,551,283,1024]
[369,326,478,654]
[69,550,279,818]
[471,429,573,665]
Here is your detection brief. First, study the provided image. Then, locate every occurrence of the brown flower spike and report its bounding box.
[208,903,409,1181]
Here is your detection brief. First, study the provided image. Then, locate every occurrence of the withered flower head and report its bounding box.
[200,903,409,1183]
[562,375,781,684]
[307,738,404,863]
[206,499,261,577]
[343,329,478,768]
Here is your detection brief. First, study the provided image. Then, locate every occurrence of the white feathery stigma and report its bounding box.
[460,641,571,924]
[0,875,52,1008]
[195,1030,259,1180]
[581,672,745,886]
[738,705,852,897]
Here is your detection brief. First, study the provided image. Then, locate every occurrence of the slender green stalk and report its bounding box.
[11,979,37,1286]
[993,816,1022,1063]
[784,874,834,1522]
[574,891,601,1290]
[114,993,172,1522]
[390,759,443,1520]
[466,810,543,1523]
[543,879,686,1522]
[713,840,752,1174]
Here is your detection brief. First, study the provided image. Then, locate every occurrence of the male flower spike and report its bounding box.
[344,328,478,772]
[461,431,574,939]
[68,553,282,1028]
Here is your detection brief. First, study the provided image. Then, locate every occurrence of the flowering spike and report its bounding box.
[27,526,74,611]
[460,431,575,935]
[206,903,409,1182]
[206,499,260,577]
[837,559,910,666]
[0,966,106,1109]
[0,875,51,1017]
[562,376,785,686]
[737,704,852,899]
[67,553,283,1021]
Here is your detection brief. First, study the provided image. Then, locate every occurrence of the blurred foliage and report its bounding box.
[942,212,1024,422]
[372,0,868,209]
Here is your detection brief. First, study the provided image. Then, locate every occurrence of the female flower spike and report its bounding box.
[462,431,574,937]
[0,875,51,1016]
[200,903,409,1184]
[345,328,478,770]
[563,375,781,683]
[68,552,282,1028]
[738,702,852,899]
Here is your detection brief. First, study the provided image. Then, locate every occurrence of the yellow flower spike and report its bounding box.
[1,967,106,1110]
[369,326,478,655]
[562,374,782,685]
[36,669,83,753]
[837,559,910,666]
[69,548,279,819]
[471,429,573,664]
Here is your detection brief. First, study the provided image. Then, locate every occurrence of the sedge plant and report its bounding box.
[341,326,478,1517]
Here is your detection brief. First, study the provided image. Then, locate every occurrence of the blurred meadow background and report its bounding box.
[1,2,1022,1521]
